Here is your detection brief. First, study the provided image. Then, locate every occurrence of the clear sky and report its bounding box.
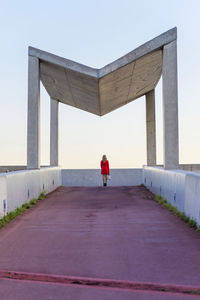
[0,0,200,168]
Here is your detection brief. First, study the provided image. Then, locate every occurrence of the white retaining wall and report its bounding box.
[185,173,200,225]
[62,169,143,187]
[143,166,200,226]
[0,167,61,218]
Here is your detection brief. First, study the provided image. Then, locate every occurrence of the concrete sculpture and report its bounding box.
[27,27,178,170]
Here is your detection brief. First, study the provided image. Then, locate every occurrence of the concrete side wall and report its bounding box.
[62,169,143,187]
[185,173,200,224]
[143,166,200,225]
[0,167,61,218]
[0,176,7,218]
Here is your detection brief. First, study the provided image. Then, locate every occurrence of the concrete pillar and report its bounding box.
[162,40,179,169]
[27,56,40,169]
[50,98,59,166]
[146,89,156,166]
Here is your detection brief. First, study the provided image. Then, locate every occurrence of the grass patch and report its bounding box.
[0,191,46,229]
[38,191,46,200]
[154,194,200,232]
[30,198,37,205]
[189,290,200,295]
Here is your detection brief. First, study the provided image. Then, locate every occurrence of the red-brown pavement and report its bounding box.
[0,186,200,299]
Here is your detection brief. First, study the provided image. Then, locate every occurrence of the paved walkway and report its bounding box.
[0,186,200,299]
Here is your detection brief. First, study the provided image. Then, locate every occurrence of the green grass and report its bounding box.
[0,191,46,229]
[38,191,46,200]
[154,195,200,232]
[189,290,200,295]
[139,184,146,188]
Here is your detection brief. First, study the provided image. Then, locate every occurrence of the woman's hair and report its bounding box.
[102,155,107,162]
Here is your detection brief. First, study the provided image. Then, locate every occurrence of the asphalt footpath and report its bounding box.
[0,186,200,299]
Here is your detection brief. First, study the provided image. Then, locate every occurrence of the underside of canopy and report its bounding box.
[29,27,177,116]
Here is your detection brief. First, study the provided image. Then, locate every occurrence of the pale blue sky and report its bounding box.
[0,0,200,168]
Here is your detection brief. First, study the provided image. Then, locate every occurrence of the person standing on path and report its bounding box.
[101,155,110,186]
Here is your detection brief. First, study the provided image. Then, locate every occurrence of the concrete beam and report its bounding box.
[27,56,40,169]
[29,27,176,79]
[29,47,98,78]
[50,98,59,166]
[146,90,156,166]
[99,27,177,77]
[162,40,179,169]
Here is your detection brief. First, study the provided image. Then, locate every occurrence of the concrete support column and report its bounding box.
[27,56,40,169]
[146,89,156,166]
[50,98,59,166]
[162,40,179,169]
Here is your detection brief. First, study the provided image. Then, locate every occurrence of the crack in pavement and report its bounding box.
[0,270,200,297]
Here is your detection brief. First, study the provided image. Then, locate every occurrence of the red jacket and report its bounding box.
[101,160,109,175]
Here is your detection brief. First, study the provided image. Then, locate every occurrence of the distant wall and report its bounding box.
[0,167,61,218]
[179,164,200,172]
[156,164,200,172]
[0,165,53,173]
[62,169,143,187]
[0,166,26,173]
[143,166,200,226]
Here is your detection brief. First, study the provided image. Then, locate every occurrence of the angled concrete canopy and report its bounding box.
[29,27,176,116]
[27,27,179,171]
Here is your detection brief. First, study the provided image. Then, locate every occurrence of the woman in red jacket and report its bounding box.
[101,155,110,186]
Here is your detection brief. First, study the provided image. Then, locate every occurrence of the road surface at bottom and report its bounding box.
[0,186,200,299]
